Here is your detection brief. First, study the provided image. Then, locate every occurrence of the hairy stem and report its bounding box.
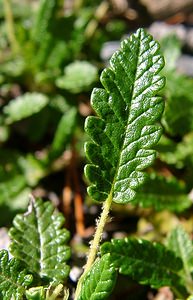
[3,0,19,54]
[74,192,113,299]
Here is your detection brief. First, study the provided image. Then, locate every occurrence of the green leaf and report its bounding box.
[32,0,61,43]
[132,173,192,212]
[160,34,181,72]
[162,74,193,136]
[0,250,33,300]
[0,149,46,210]
[101,238,183,289]
[157,133,193,169]
[49,107,77,159]
[85,28,165,204]
[56,61,98,93]
[18,154,46,187]
[78,254,117,300]
[167,226,193,293]
[9,197,71,284]
[0,175,27,206]
[26,286,45,300]
[3,92,49,124]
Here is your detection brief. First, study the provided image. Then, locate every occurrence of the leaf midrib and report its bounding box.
[109,32,142,199]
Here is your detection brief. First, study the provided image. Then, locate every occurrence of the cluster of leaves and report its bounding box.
[0,0,128,223]
[0,1,193,299]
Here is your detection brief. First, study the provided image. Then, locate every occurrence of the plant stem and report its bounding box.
[74,192,113,299]
[3,0,19,54]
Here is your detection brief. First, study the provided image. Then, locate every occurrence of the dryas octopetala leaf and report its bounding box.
[78,254,117,300]
[85,28,165,204]
[9,197,71,284]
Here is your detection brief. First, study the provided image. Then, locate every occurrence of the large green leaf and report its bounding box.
[3,92,49,124]
[78,254,117,300]
[101,238,183,290]
[167,226,193,294]
[132,173,192,212]
[0,250,33,300]
[9,197,71,284]
[85,28,165,204]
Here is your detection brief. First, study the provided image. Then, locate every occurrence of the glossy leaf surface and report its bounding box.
[78,254,117,300]
[101,237,183,288]
[85,28,165,204]
[0,250,32,300]
[9,197,71,284]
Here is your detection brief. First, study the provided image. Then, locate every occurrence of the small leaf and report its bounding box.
[0,250,33,300]
[3,92,49,124]
[132,173,192,212]
[85,28,165,204]
[0,175,27,206]
[160,34,181,71]
[49,107,77,159]
[101,238,183,289]
[32,0,60,43]
[56,61,98,93]
[162,74,193,136]
[167,226,193,293]
[78,254,117,300]
[18,154,46,187]
[9,197,71,284]
[26,286,45,300]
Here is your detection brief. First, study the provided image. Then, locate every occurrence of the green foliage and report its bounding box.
[49,107,77,159]
[9,197,71,284]
[3,93,49,124]
[26,286,45,300]
[0,249,33,300]
[85,28,165,203]
[162,74,193,137]
[0,1,193,297]
[167,226,193,294]
[160,34,181,72]
[56,61,98,93]
[132,173,192,212]
[78,254,117,300]
[0,149,47,218]
[26,284,69,300]
[31,0,61,43]
[101,238,184,292]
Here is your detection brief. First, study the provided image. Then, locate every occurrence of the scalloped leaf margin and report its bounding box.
[85,28,165,204]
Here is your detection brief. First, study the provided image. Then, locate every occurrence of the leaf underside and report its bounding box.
[85,28,165,204]
[9,197,71,284]
[0,250,33,300]
[101,238,183,289]
[78,254,117,300]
